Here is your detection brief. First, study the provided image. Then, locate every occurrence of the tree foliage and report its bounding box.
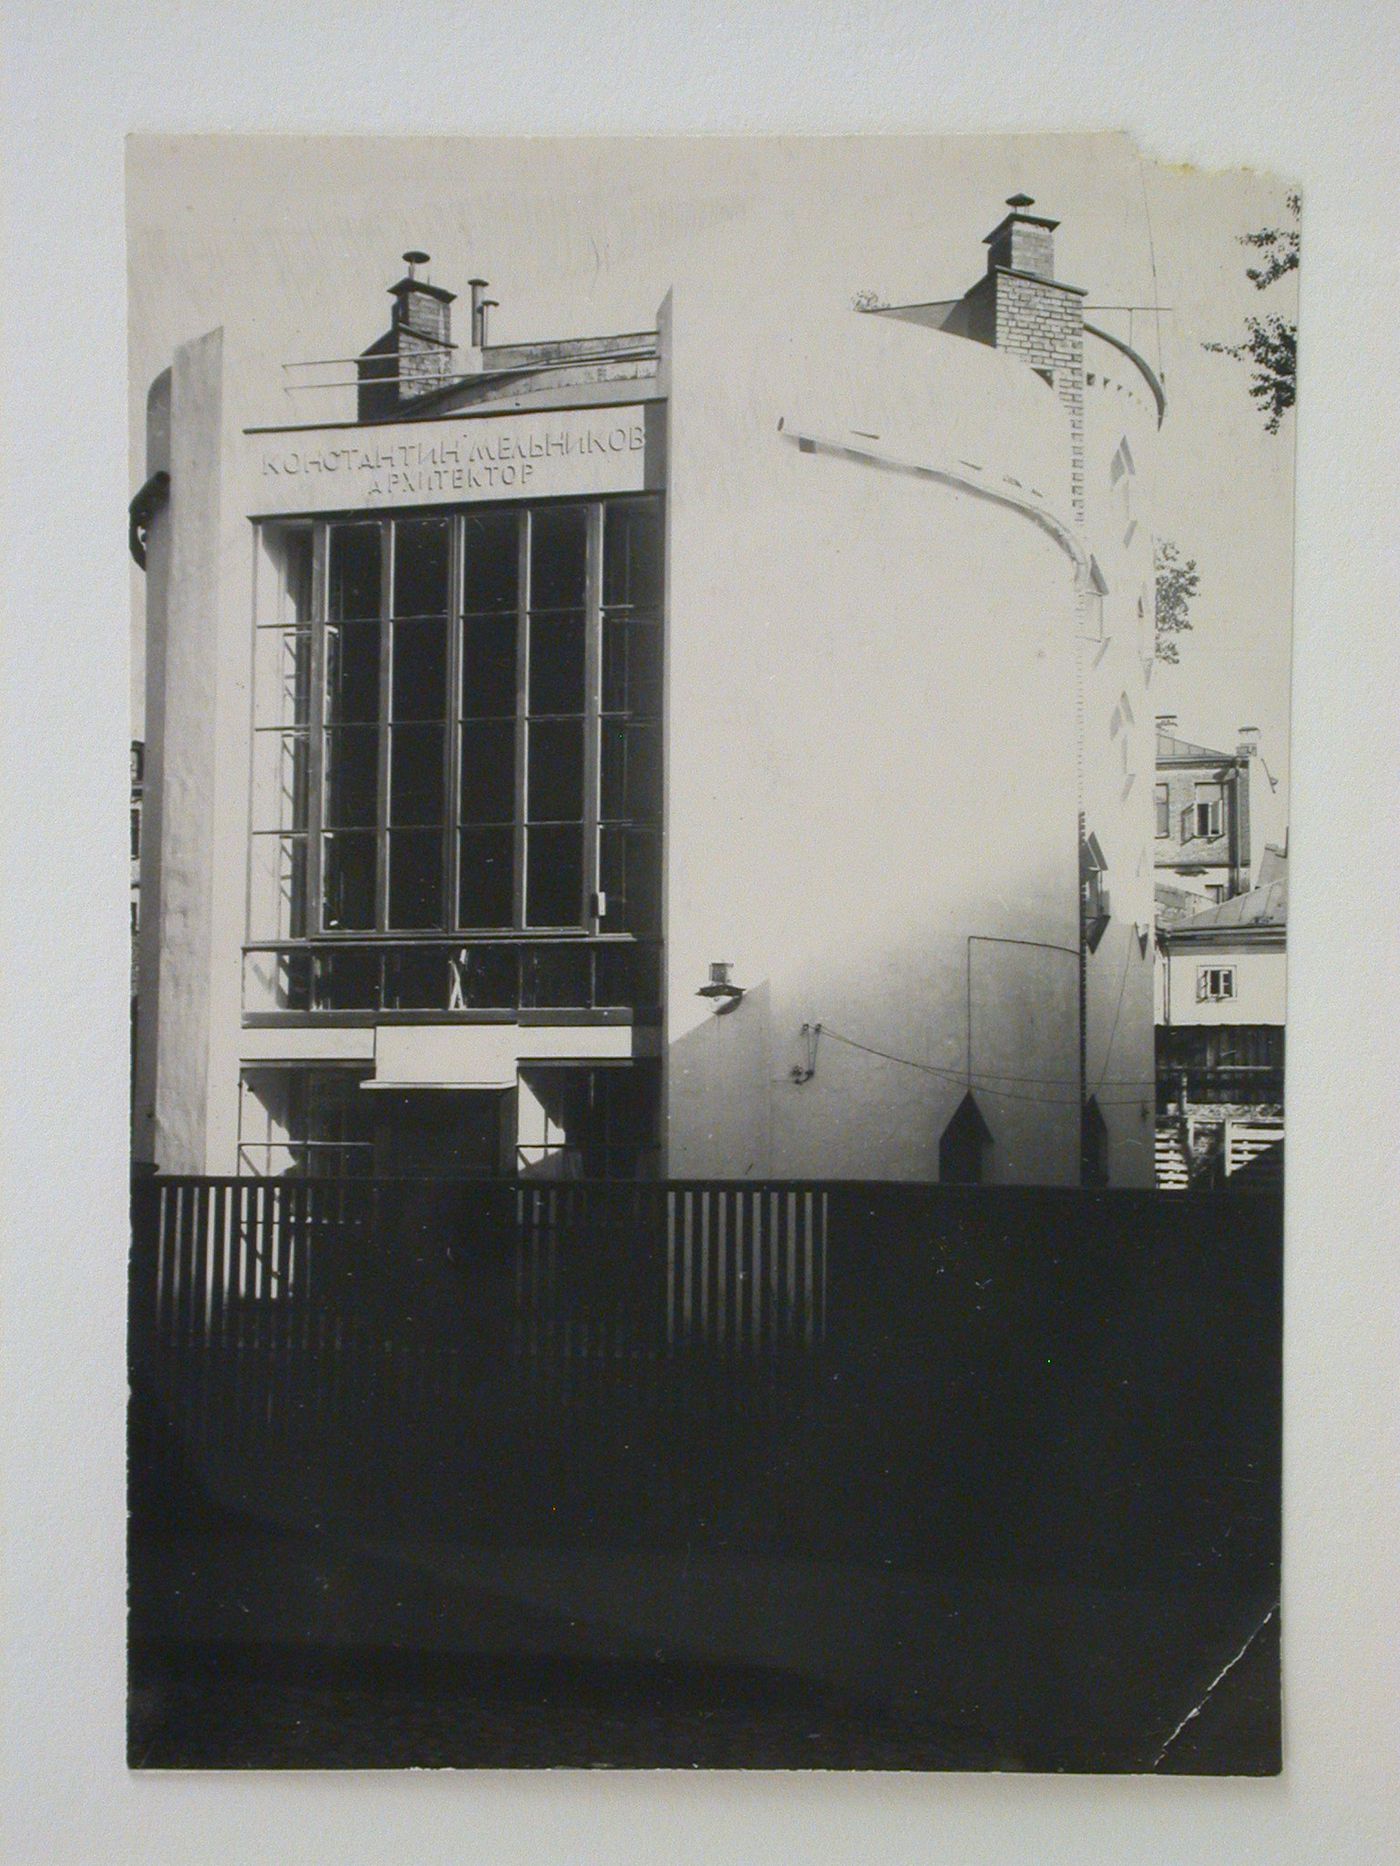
[1203,194,1299,433]
[1155,539,1199,664]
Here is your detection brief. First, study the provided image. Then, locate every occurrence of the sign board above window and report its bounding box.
[246,404,660,517]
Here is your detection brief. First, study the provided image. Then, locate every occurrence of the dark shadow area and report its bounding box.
[129,1178,1282,1771]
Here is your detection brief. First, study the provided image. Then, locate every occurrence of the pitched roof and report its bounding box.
[1156,730,1236,763]
[1170,876,1287,935]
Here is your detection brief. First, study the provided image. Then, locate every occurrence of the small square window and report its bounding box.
[1197,966,1236,1003]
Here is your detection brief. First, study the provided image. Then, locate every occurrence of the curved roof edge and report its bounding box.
[1083,322,1166,426]
[778,423,1090,586]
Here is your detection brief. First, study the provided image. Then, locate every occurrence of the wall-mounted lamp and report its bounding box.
[697,960,746,1014]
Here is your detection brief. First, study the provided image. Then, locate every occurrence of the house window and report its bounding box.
[1192,782,1224,839]
[238,1067,376,1178]
[1154,782,1170,838]
[516,1062,660,1179]
[1197,965,1236,1002]
[250,499,663,944]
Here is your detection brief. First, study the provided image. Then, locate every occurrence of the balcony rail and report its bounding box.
[1155,1065,1285,1108]
[243,936,662,1019]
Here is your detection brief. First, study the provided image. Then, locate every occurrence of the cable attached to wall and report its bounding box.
[807,1024,1152,1108]
[790,1022,822,1084]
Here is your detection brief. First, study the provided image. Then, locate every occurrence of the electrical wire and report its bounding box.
[279,346,657,392]
[1138,154,1166,384]
[818,1024,1155,1091]
[818,1026,1152,1107]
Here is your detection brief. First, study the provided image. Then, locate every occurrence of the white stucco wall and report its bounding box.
[132,368,171,1168]
[663,300,1085,1184]
[1077,330,1163,1184]
[1165,944,1287,1026]
[141,331,228,1173]
[143,284,1161,1186]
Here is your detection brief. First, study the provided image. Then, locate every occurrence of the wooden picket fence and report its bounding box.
[129,1173,1284,1586]
[128,1176,830,1509]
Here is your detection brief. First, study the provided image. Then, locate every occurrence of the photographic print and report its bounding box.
[127,132,1292,1772]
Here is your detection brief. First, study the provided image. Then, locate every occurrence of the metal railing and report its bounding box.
[242,936,662,1018]
[1155,1066,1284,1109]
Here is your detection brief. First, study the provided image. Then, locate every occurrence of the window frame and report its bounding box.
[1154,781,1170,839]
[1192,782,1224,841]
[1197,964,1237,1003]
[250,498,662,947]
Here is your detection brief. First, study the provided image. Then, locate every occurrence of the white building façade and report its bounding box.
[133,195,1164,1186]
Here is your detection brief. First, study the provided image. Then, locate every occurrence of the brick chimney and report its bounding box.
[961,196,1088,520]
[984,193,1058,279]
[358,251,458,419]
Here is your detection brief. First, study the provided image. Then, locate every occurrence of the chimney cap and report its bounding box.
[983,203,1061,246]
[389,273,456,305]
[1006,192,1036,209]
[402,249,431,269]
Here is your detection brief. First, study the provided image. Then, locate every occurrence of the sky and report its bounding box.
[128,132,1297,855]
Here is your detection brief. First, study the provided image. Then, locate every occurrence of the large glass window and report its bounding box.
[250,499,663,945]
[516,1063,661,1179]
[249,526,314,940]
[238,1067,375,1178]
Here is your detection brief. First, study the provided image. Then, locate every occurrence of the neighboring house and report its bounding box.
[1153,718,1256,921]
[133,194,1164,1187]
[1155,856,1286,1189]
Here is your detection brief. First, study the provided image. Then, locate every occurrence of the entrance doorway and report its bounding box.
[369,1089,512,1178]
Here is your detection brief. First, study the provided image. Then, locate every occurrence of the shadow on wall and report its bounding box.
[666,918,1084,1185]
[667,979,775,1178]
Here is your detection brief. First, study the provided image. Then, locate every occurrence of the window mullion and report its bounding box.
[308,524,328,935]
[446,515,464,930]
[514,511,530,929]
[583,502,603,931]
[376,519,393,930]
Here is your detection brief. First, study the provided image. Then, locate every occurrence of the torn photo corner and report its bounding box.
[127,131,1291,1773]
